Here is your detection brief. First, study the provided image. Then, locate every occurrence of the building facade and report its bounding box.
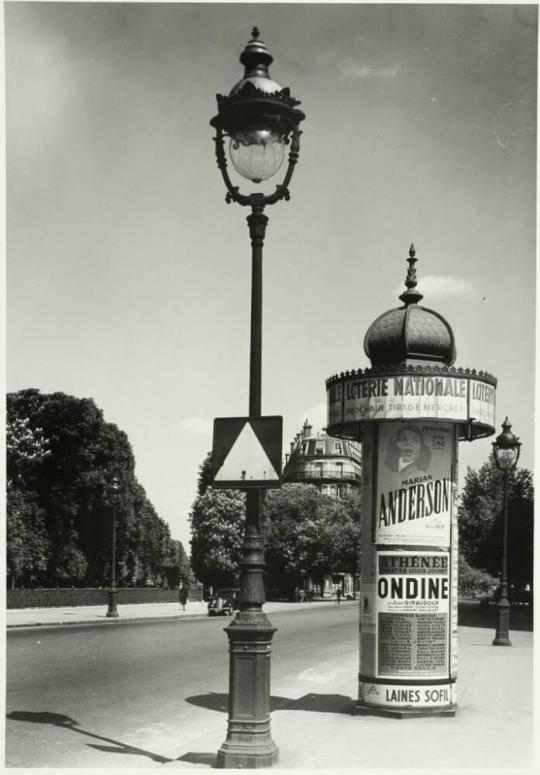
[283,420,362,497]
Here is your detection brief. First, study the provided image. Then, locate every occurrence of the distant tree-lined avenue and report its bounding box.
[7,389,190,589]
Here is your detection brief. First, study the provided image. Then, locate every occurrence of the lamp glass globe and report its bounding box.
[229,128,286,183]
[495,447,519,470]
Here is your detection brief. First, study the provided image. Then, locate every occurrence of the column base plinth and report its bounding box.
[353,703,457,719]
[217,737,279,769]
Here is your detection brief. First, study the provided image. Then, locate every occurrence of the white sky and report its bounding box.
[5,2,537,551]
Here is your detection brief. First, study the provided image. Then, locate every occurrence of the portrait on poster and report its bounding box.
[375,422,453,546]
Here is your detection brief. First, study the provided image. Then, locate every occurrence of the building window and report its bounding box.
[334,442,342,454]
[315,441,324,455]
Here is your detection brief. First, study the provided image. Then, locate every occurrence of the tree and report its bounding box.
[6,393,51,587]
[458,457,534,599]
[189,488,245,589]
[6,489,49,588]
[263,484,361,598]
[162,540,191,589]
[196,452,214,497]
[6,389,189,589]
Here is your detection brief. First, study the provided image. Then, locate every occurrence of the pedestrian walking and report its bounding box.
[337,587,342,605]
[179,582,189,611]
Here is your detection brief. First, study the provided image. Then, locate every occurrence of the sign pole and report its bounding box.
[216,202,279,769]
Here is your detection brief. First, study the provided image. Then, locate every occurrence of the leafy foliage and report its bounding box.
[189,488,245,588]
[458,457,534,596]
[458,553,497,599]
[263,484,361,597]
[188,455,363,596]
[6,389,189,588]
[196,452,214,497]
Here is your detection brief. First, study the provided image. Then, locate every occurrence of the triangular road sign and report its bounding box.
[212,416,282,489]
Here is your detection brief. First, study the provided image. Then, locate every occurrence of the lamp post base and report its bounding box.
[493,599,511,646]
[106,590,119,618]
[216,612,279,769]
[217,737,279,770]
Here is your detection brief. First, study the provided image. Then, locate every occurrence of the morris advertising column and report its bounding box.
[326,245,496,717]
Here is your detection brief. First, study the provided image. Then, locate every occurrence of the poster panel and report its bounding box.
[375,421,453,546]
[376,551,450,680]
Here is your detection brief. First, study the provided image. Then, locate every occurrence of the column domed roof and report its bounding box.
[363,245,456,367]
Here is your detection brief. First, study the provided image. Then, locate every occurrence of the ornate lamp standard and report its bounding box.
[492,417,521,646]
[106,475,121,619]
[210,28,305,769]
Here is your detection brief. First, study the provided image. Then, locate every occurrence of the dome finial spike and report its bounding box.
[399,242,423,306]
[252,27,260,39]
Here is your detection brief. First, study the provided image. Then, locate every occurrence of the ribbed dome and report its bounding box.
[364,245,456,367]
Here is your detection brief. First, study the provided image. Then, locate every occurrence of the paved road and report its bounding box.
[6,604,357,768]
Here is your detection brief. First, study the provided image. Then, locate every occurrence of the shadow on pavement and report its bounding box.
[186,692,353,715]
[458,602,533,631]
[6,711,173,764]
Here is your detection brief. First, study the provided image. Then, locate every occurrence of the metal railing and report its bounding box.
[287,468,361,482]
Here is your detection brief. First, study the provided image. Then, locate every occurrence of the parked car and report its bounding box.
[207,588,239,616]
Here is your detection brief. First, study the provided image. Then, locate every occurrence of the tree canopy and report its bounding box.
[7,389,190,589]
[263,484,361,597]
[458,457,534,597]
[189,487,245,589]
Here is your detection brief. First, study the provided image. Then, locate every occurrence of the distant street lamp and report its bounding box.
[106,476,121,619]
[492,417,521,646]
[210,28,304,769]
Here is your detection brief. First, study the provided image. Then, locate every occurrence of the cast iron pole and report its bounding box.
[217,198,278,768]
[493,469,511,645]
[106,496,119,618]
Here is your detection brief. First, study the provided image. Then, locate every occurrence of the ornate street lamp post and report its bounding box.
[210,28,304,769]
[492,417,521,646]
[106,475,121,619]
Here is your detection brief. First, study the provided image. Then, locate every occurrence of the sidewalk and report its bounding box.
[5,598,339,628]
[267,624,535,771]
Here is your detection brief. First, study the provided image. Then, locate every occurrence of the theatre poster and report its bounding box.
[375,551,450,680]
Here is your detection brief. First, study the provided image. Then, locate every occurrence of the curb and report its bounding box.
[6,612,212,630]
[6,600,356,630]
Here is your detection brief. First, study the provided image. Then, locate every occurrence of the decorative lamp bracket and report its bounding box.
[213,125,302,209]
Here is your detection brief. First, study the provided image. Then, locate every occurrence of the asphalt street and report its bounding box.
[6,604,357,768]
